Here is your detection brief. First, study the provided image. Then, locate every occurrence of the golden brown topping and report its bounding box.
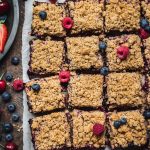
[69,74,103,108]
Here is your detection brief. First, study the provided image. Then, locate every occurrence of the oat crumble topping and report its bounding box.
[109,111,147,149]
[105,0,140,32]
[25,76,65,113]
[31,112,71,150]
[69,74,103,108]
[29,39,64,75]
[32,3,66,37]
[72,110,106,148]
[66,36,103,70]
[107,73,146,110]
[68,0,104,34]
[105,34,144,71]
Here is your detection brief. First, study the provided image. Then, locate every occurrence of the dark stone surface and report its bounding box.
[0,1,24,149]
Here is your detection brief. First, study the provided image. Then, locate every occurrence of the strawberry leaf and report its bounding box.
[0,15,7,24]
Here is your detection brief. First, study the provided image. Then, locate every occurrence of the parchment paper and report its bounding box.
[22,0,110,149]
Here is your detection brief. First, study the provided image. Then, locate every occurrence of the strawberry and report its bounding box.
[0,24,8,53]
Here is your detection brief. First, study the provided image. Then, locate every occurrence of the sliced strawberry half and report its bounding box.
[0,24,8,53]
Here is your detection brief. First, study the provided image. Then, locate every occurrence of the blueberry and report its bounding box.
[143,111,150,119]
[145,26,150,33]
[5,133,13,142]
[39,11,47,20]
[11,56,20,65]
[140,18,149,28]
[100,67,109,75]
[12,113,20,122]
[3,123,13,133]
[7,103,16,113]
[5,72,13,82]
[99,42,107,52]
[120,117,127,125]
[31,84,41,92]
[1,92,11,102]
[113,121,121,129]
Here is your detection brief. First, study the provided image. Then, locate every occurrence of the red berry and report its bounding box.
[12,79,24,92]
[93,123,105,136]
[59,71,70,83]
[0,0,10,15]
[5,142,17,150]
[49,0,57,4]
[0,24,8,53]
[62,17,73,30]
[117,46,129,60]
[0,80,6,93]
[139,28,150,39]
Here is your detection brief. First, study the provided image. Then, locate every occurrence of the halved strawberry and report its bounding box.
[0,24,8,53]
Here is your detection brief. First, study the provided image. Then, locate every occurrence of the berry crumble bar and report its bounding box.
[105,0,140,33]
[25,76,66,113]
[68,74,104,109]
[143,37,150,70]
[105,34,144,72]
[141,0,150,22]
[66,36,103,71]
[108,110,147,149]
[107,72,146,110]
[71,110,106,149]
[28,39,64,76]
[32,2,66,37]
[30,112,71,150]
[67,0,104,35]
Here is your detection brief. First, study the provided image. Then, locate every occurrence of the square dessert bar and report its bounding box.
[30,112,71,150]
[142,0,150,22]
[105,0,140,33]
[144,37,150,70]
[25,76,65,113]
[28,39,64,76]
[66,36,103,71]
[105,34,144,72]
[72,110,106,149]
[32,2,66,37]
[68,74,104,109]
[108,111,147,149]
[107,72,146,110]
[68,0,104,34]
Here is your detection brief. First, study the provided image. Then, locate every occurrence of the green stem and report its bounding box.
[0,72,5,80]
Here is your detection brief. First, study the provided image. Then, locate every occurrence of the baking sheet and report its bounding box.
[22,0,110,149]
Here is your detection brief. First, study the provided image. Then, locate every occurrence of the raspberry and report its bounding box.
[62,17,73,30]
[49,0,57,4]
[5,142,18,150]
[117,46,129,60]
[59,71,70,83]
[93,123,105,136]
[139,28,150,39]
[12,79,24,91]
